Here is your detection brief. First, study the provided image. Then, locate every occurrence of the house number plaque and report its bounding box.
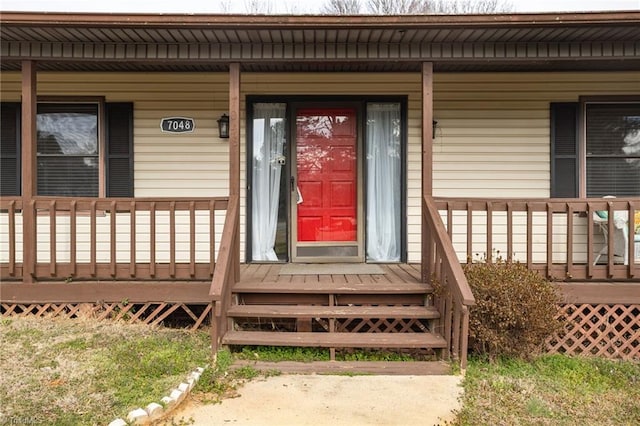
[160,117,195,133]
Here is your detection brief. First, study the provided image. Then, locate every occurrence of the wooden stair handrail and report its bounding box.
[423,196,475,306]
[209,194,240,355]
[423,195,475,370]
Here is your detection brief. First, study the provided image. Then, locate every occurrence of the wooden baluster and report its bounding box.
[110,200,117,277]
[546,203,553,279]
[169,201,176,278]
[8,201,16,276]
[209,200,215,276]
[629,202,637,278]
[49,200,56,276]
[70,200,77,277]
[190,201,196,277]
[30,200,37,279]
[587,202,594,278]
[526,203,533,271]
[130,201,136,277]
[566,203,574,279]
[150,202,156,278]
[466,202,472,263]
[447,203,453,239]
[506,202,513,262]
[486,201,493,263]
[607,201,614,278]
[90,200,97,277]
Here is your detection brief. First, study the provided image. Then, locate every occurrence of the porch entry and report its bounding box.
[249,100,403,263]
[293,107,361,262]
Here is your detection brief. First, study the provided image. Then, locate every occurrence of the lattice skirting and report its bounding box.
[546,304,640,360]
[0,302,212,330]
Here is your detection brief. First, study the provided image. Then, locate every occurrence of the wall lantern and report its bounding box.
[217,114,230,139]
[433,120,438,139]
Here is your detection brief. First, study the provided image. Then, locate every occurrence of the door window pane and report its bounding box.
[366,103,402,261]
[251,103,287,261]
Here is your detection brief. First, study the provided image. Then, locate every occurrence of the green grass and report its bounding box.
[235,346,421,362]
[455,355,640,425]
[0,316,211,425]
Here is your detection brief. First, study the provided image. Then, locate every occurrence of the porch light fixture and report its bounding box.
[433,120,438,139]
[217,114,230,139]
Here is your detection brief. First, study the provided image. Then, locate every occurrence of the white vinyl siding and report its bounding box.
[1,71,639,264]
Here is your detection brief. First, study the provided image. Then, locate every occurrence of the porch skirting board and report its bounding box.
[278,263,384,275]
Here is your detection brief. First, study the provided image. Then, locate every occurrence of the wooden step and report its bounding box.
[231,360,451,375]
[227,304,440,319]
[223,331,447,349]
[233,281,432,294]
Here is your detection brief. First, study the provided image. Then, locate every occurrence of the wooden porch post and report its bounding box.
[229,63,241,281]
[21,60,37,284]
[421,62,434,282]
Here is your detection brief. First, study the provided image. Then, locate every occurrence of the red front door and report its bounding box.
[295,108,357,244]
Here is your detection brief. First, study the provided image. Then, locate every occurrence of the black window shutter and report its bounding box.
[105,103,134,197]
[550,102,579,198]
[0,103,21,196]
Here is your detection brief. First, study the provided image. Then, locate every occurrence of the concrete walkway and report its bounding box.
[171,374,463,426]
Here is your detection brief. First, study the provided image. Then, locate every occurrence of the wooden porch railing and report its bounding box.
[0,196,229,281]
[434,197,639,281]
[423,196,475,369]
[209,194,240,356]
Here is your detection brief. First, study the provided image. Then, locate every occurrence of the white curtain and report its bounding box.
[366,103,401,261]
[251,103,286,261]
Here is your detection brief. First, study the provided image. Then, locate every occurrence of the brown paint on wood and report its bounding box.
[49,200,56,276]
[227,305,439,319]
[526,203,533,270]
[228,63,240,284]
[0,282,211,303]
[70,200,77,277]
[110,200,116,277]
[169,201,176,278]
[223,331,447,349]
[130,201,136,277]
[21,61,37,283]
[486,202,493,264]
[190,201,196,277]
[466,203,473,263]
[90,200,97,276]
[29,263,214,281]
[8,201,16,275]
[421,62,433,283]
[546,203,553,278]
[566,203,574,278]
[150,201,156,277]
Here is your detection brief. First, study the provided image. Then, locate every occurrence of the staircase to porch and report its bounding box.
[218,264,449,374]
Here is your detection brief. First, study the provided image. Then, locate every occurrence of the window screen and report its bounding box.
[37,103,99,196]
[586,103,640,197]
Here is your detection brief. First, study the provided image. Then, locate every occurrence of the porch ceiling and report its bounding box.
[1,11,639,72]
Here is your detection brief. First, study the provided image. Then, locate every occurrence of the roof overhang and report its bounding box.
[1,11,639,72]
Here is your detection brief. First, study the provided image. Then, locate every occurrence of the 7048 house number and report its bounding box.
[160,117,195,133]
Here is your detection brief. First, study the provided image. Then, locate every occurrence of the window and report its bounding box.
[37,103,100,196]
[585,103,640,197]
[551,99,640,198]
[0,101,133,197]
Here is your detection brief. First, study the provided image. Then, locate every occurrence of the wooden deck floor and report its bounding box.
[239,263,423,285]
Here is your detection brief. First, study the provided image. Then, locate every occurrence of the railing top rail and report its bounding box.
[434,197,638,212]
[424,196,475,306]
[28,196,230,211]
[0,197,23,207]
